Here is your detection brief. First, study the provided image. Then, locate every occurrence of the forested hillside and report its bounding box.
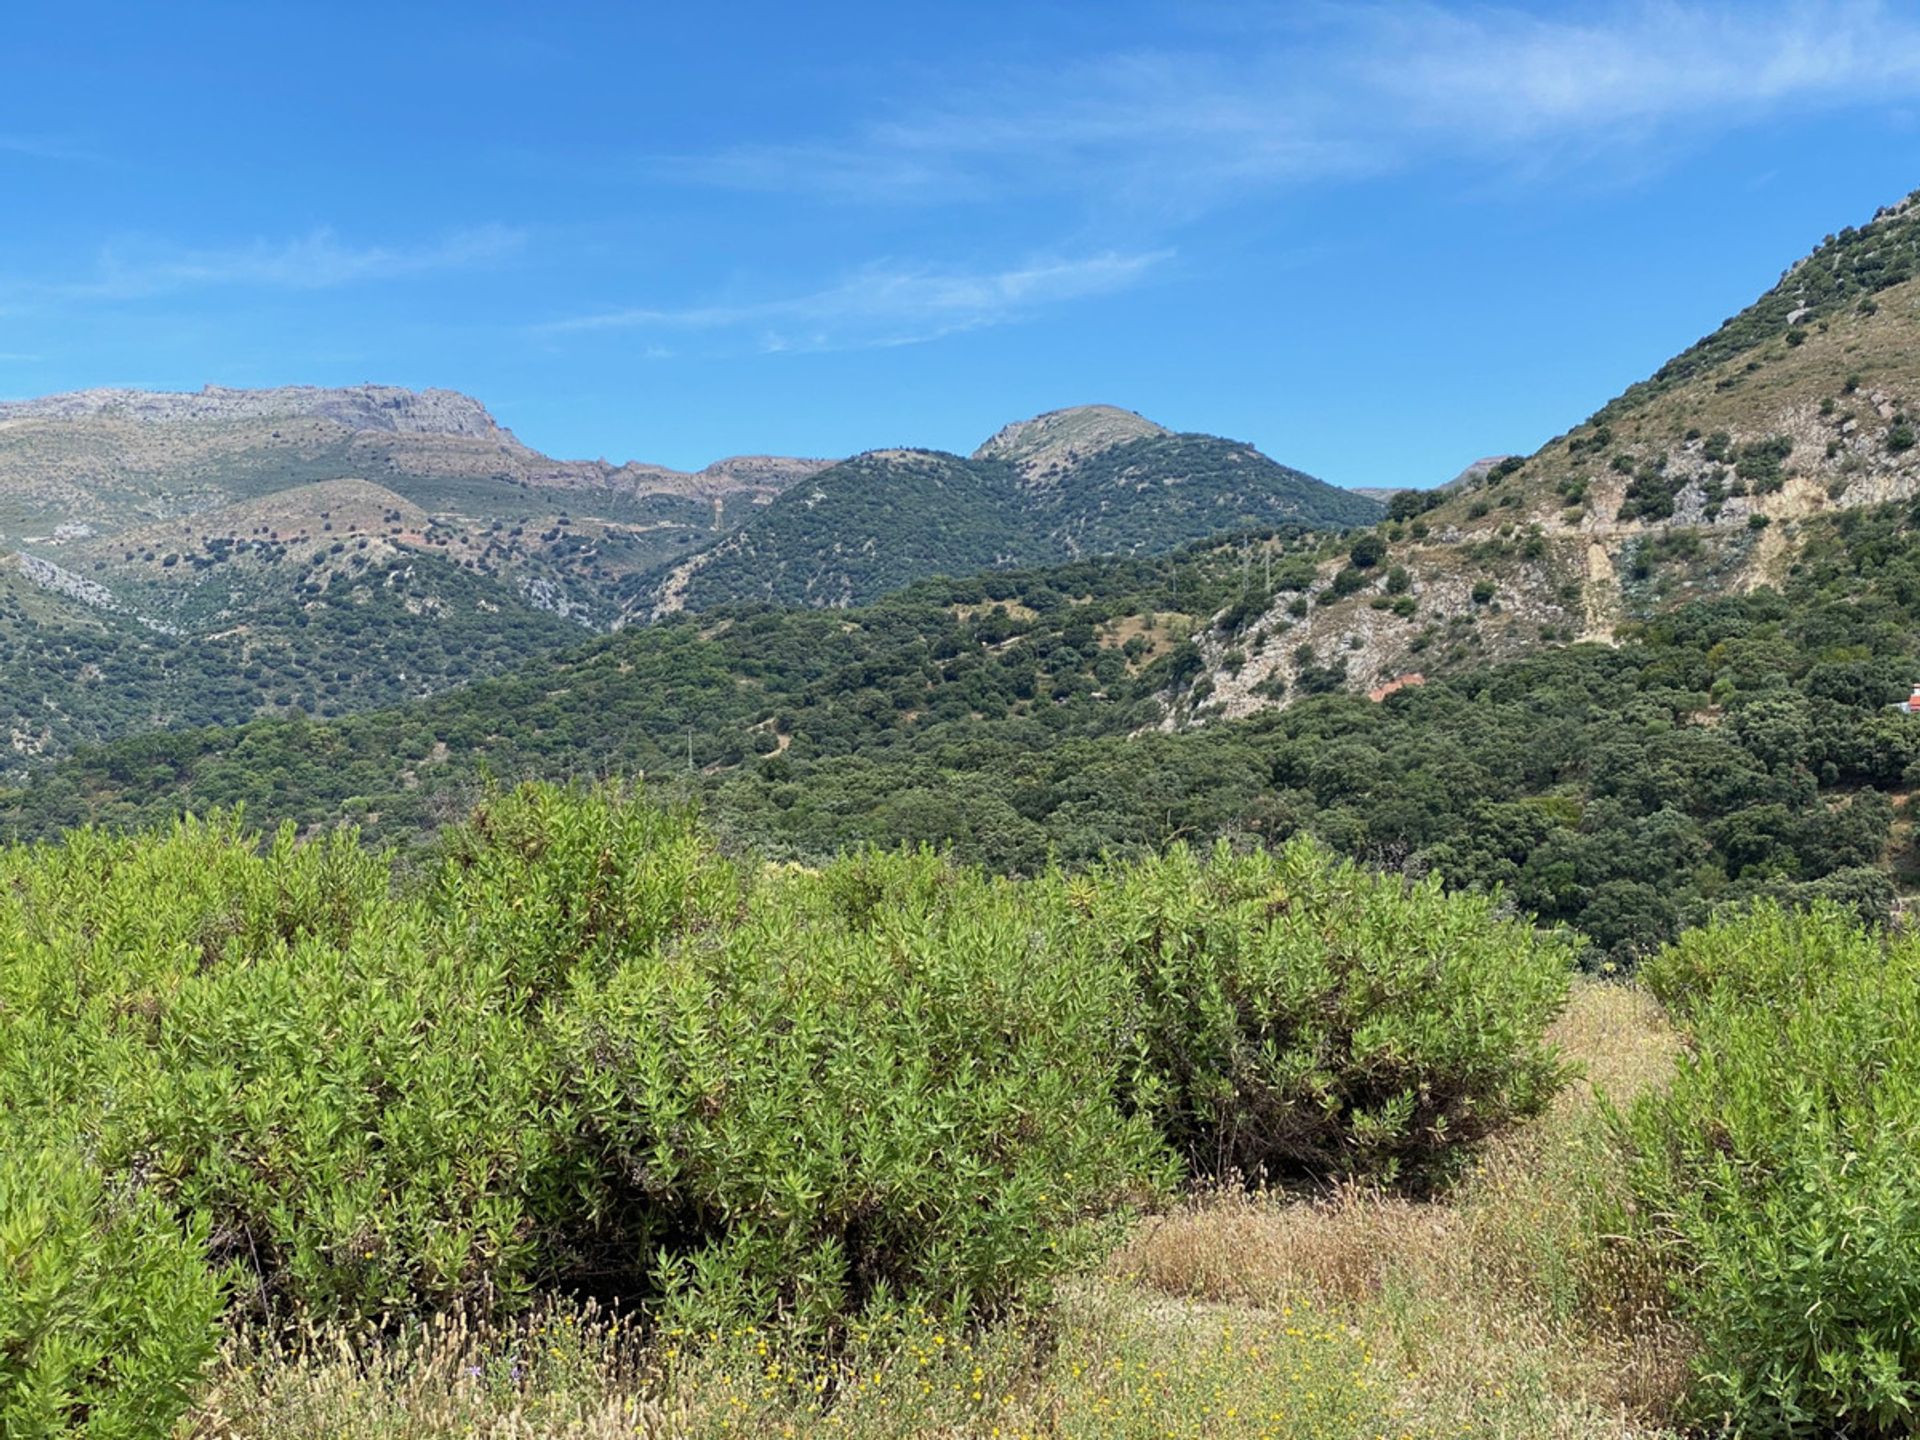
[12,499,1920,959]
[0,386,832,765]
[0,550,589,770]
[0,389,1374,764]
[645,414,1378,614]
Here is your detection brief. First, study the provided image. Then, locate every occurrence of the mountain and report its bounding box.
[638,406,1379,615]
[0,386,1372,768]
[8,496,1919,960]
[0,384,829,618]
[1167,187,1920,719]
[0,383,829,768]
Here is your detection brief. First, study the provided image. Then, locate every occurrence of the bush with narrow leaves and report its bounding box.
[1067,840,1573,1190]
[0,782,1575,1432]
[1619,903,1920,1435]
[0,1131,224,1439]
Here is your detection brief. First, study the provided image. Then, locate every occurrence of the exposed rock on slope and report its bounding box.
[973,404,1168,481]
[1167,187,1920,720]
[0,384,832,632]
[0,384,503,435]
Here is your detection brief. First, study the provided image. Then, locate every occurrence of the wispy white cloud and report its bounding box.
[71,225,527,301]
[0,134,102,164]
[543,250,1170,353]
[1364,1,1920,142]
[5,225,525,312]
[655,1,1920,208]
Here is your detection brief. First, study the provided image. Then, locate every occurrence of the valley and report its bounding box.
[0,387,1374,770]
[9,190,1920,964]
[7,150,1920,1440]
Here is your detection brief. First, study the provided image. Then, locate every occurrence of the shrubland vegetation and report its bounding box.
[1619,903,1920,1434]
[10,195,1920,1438]
[3,781,1571,1435]
[7,784,1912,1436]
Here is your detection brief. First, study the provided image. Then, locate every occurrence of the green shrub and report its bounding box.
[0,1131,224,1439]
[555,846,1169,1333]
[1619,903,1920,1434]
[1072,841,1572,1190]
[0,788,1171,1345]
[0,783,1580,1390]
[1736,435,1795,488]
[1328,564,1368,597]
[0,814,574,1323]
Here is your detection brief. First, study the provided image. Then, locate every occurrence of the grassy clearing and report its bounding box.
[1113,982,1690,1440]
[185,982,1688,1439]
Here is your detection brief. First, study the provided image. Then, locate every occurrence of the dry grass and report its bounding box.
[188,1292,1396,1440]
[1097,611,1194,670]
[185,981,1690,1439]
[1542,980,1678,1110]
[1109,981,1691,1439]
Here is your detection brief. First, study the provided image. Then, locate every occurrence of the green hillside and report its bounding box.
[1177,187,1920,713]
[1050,431,1373,549]
[12,498,1920,960]
[0,549,587,773]
[654,423,1378,613]
[1599,188,1920,419]
[669,449,1039,610]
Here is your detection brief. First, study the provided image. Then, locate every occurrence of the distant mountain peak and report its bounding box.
[1444,455,1518,490]
[973,404,1169,482]
[0,383,510,440]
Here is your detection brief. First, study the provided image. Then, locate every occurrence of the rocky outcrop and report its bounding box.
[973,405,1168,483]
[0,384,506,438]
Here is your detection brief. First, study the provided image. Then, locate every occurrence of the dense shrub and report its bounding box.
[1074,841,1573,1190]
[0,785,1580,1431]
[0,1132,224,1439]
[553,846,1168,1333]
[0,789,1168,1344]
[1618,904,1920,1435]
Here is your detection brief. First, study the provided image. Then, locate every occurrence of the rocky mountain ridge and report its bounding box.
[0,383,504,436]
[1166,187,1920,723]
[971,404,1168,482]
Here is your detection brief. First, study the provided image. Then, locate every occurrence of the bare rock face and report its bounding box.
[1442,456,1516,491]
[698,455,834,488]
[0,384,508,439]
[973,404,1168,482]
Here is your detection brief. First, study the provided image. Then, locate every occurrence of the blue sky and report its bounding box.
[3,2,1919,488]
